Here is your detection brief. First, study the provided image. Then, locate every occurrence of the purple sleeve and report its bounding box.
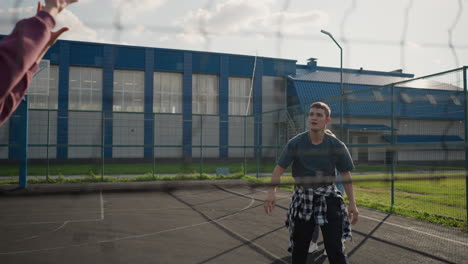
[0,11,55,126]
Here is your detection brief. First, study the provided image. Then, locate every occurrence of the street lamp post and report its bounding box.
[320,29,343,139]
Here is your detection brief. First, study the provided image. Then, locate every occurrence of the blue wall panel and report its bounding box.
[144,49,155,158]
[8,99,28,160]
[219,55,229,158]
[57,42,70,158]
[183,52,193,157]
[43,40,60,64]
[154,50,184,72]
[114,47,145,70]
[69,43,103,66]
[192,53,220,74]
[103,46,115,158]
[229,56,254,77]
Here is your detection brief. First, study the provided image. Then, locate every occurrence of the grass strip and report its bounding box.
[241,175,468,231]
[0,163,462,176]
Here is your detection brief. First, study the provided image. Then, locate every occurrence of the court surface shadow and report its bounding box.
[270,250,328,264]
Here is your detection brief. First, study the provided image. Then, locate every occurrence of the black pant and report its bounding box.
[292,197,348,264]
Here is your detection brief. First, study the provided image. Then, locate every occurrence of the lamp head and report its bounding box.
[320,29,331,36]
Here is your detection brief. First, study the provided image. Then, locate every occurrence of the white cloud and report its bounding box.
[158,35,170,42]
[406,40,421,48]
[174,0,328,43]
[112,0,167,21]
[0,6,35,35]
[7,6,34,15]
[262,11,329,34]
[0,6,102,43]
[54,9,101,43]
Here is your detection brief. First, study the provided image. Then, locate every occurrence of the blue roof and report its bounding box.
[290,80,464,120]
[383,135,463,143]
[292,70,411,86]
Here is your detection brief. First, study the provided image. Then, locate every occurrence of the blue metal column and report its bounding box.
[182,52,193,158]
[253,58,263,159]
[57,42,70,159]
[463,66,468,226]
[390,84,395,208]
[219,55,229,158]
[18,97,29,189]
[144,48,155,158]
[102,46,114,158]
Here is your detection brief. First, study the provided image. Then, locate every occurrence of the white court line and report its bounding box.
[212,186,288,263]
[0,190,259,256]
[7,218,102,226]
[10,192,105,242]
[254,189,468,248]
[14,235,38,242]
[360,215,468,247]
[253,188,290,198]
[51,221,69,232]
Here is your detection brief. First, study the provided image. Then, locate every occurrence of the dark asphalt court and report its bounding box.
[0,180,467,264]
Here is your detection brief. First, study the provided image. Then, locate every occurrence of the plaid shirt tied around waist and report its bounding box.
[285,185,352,252]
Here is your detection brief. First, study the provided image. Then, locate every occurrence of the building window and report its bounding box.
[154,72,182,113]
[69,67,102,111]
[192,74,219,114]
[372,89,385,102]
[425,94,437,105]
[28,63,59,109]
[229,77,252,115]
[450,94,461,106]
[400,91,412,104]
[113,70,144,112]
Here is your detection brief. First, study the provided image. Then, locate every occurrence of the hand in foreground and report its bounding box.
[347,203,359,225]
[42,0,79,18]
[36,2,70,64]
[38,2,70,45]
[264,188,276,215]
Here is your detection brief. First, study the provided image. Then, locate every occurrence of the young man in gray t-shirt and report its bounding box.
[264,102,359,264]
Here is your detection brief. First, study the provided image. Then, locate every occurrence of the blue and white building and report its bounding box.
[0,37,464,164]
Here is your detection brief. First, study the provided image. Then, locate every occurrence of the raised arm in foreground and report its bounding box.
[0,0,78,126]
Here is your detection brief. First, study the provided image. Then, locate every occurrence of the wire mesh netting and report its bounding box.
[0,1,468,263]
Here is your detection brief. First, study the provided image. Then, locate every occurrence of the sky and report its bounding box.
[1,0,467,78]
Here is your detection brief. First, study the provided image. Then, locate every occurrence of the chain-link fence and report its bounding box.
[0,67,466,228]
[284,66,467,227]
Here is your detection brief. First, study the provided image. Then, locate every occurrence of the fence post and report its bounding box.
[390,84,395,208]
[153,113,156,178]
[463,66,467,227]
[46,108,50,181]
[18,97,29,189]
[301,104,309,131]
[256,112,260,178]
[101,110,105,180]
[200,115,203,177]
[243,115,247,176]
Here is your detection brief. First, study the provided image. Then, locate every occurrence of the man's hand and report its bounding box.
[264,188,276,215]
[36,2,70,64]
[347,202,359,225]
[42,0,79,18]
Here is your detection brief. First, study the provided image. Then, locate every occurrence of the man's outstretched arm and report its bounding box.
[0,0,78,126]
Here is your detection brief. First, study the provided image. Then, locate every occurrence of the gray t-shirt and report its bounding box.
[277,131,354,187]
